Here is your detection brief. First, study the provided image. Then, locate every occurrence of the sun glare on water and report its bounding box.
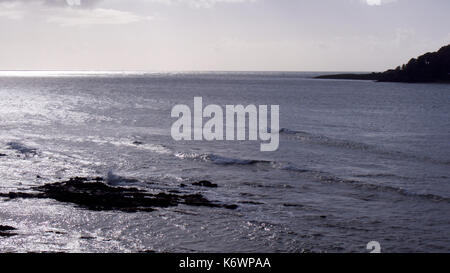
[0,71,148,77]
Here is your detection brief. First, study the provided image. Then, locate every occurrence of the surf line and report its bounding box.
[171,97,279,152]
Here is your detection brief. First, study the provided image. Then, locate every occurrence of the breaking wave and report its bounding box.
[106,170,140,186]
[173,151,315,177]
[174,152,271,166]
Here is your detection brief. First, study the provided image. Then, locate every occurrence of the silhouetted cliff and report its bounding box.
[316,44,450,83]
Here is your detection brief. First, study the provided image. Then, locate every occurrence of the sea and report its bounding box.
[0,71,449,253]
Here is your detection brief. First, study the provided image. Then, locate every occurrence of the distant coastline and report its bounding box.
[316,44,450,83]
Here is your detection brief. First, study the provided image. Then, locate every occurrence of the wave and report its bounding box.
[279,128,450,166]
[102,139,172,155]
[174,152,272,166]
[106,170,140,186]
[279,128,310,135]
[173,151,316,178]
[6,142,38,156]
[269,161,311,173]
[354,173,413,180]
[279,128,373,150]
[317,174,450,203]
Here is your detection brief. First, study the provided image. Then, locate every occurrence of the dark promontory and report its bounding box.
[316,44,450,83]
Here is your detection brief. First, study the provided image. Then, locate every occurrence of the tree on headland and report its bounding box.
[377,45,450,82]
[316,44,450,83]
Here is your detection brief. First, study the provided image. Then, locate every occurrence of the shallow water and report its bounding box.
[0,72,449,253]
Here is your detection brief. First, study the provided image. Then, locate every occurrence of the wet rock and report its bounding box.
[93,177,103,182]
[0,225,16,231]
[0,177,237,212]
[46,230,65,235]
[0,225,17,237]
[192,180,218,188]
[183,194,219,207]
[0,232,17,237]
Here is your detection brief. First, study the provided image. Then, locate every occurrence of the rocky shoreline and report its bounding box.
[0,177,238,213]
[0,146,241,240]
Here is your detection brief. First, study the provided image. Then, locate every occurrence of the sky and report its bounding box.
[0,0,449,71]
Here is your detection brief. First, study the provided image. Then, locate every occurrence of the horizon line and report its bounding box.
[0,69,379,74]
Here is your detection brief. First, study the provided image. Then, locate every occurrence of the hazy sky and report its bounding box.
[0,0,449,71]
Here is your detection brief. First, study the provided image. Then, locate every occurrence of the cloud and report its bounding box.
[364,0,397,6]
[0,0,256,8]
[183,0,257,8]
[47,8,151,26]
[0,0,150,26]
[0,0,101,7]
[0,2,26,19]
[0,0,258,12]
[0,0,256,24]
[144,0,257,8]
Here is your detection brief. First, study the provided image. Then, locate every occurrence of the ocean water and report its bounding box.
[0,71,449,253]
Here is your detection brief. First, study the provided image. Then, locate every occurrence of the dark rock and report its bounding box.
[182,193,238,209]
[0,177,237,212]
[223,204,239,210]
[192,180,218,188]
[183,194,218,207]
[0,232,17,237]
[180,183,187,188]
[0,225,17,237]
[0,153,6,157]
[46,230,65,235]
[80,236,95,240]
[36,175,42,179]
[132,141,144,145]
[0,225,16,231]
